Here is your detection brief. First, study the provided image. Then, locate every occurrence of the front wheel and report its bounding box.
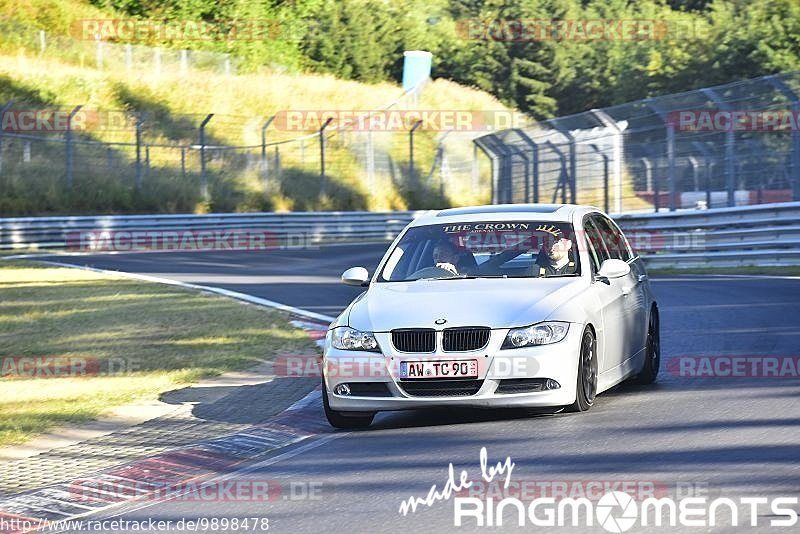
[635,308,660,384]
[322,384,375,429]
[568,327,598,412]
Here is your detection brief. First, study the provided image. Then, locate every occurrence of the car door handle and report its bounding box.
[637,274,648,283]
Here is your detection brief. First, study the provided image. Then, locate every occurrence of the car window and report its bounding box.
[378,220,581,281]
[592,215,632,262]
[583,218,609,271]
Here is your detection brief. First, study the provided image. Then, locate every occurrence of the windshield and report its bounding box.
[378,220,581,282]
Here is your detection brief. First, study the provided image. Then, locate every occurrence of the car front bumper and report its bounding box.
[323,325,582,412]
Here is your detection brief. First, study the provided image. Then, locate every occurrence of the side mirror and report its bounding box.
[341,267,370,287]
[597,259,631,280]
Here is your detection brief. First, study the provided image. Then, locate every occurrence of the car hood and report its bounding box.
[346,277,586,331]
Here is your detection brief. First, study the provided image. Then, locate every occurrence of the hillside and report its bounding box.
[0,1,512,215]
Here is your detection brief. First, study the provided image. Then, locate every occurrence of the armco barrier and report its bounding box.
[0,212,422,250]
[1,203,798,268]
[614,201,800,268]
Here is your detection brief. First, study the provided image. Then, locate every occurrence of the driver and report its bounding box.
[536,236,576,277]
[433,241,460,275]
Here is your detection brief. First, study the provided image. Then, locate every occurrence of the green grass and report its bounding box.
[648,266,800,277]
[0,261,318,446]
[0,48,505,215]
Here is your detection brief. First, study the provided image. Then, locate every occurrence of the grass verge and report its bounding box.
[0,260,318,447]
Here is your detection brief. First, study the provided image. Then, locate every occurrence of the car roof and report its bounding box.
[410,204,600,227]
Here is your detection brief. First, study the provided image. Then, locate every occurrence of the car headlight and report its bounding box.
[501,322,569,349]
[330,327,381,352]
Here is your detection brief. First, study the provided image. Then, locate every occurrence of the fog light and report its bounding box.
[545,379,561,390]
[333,383,351,396]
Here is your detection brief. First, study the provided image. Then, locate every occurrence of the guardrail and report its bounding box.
[614,201,800,268]
[0,212,421,250]
[1,203,798,268]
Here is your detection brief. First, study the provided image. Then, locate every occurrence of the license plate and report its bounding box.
[399,360,478,379]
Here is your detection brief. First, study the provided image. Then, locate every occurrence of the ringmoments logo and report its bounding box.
[452,489,799,529]
[396,448,798,530]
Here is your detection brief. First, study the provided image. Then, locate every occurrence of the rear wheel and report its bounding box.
[636,308,660,384]
[322,383,375,429]
[568,327,597,412]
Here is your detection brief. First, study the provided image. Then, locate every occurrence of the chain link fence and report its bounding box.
[0,22,497,215]
[476,72,800,213]
[0,19,241,75]
[0,88,493,215]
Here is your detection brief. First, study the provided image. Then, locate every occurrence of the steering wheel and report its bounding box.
[407,266,457,280]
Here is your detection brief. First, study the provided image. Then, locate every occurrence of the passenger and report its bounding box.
[536,237,577,277]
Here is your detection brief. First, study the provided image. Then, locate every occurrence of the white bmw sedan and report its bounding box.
[322,204,659,428]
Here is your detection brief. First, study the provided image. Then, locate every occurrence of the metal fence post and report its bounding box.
[473,136,501,204]
[550,123,577,203]
[589,144,610,213]
[666,122,677,210]
[513,129,540,203]
[260,116,275,187]
[135,116,143,189]
[765,75,800,202]
[436,143,445,200]
[701,88,736,206]
[319,118,333,195]
[366,130,375,192]
[691,141,714,208]
[639,158,656,211]
[645,99,678,211]
[544,141,568,204]
[472,144,479,191]
[199,113,214,201]
[0,101,14,174]
[687,156,700,192]
[507,144,530,204]
[409,120,423,182]
[590,110,624,212]
[65,105,82,190]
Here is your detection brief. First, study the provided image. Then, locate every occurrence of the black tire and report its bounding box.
[568,327,598,412]
[636,308,660,384]
[322,384,375,429]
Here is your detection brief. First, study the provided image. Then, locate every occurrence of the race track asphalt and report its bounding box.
[40,247,800,533]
